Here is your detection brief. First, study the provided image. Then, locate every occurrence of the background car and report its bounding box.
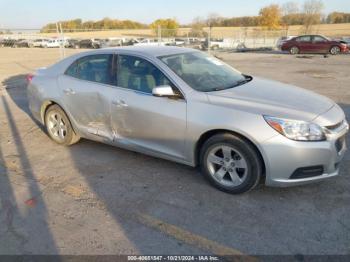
[340,37,350,49]
[0,38,18,47]
[33,38,50,48]
[43,38,69,48]
[74,39,102,49]
[133,38,168,46]
[281,35,349,55]
[276,36,296,50]
[100,38,123,48]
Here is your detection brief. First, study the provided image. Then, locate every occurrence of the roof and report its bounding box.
[101,46,196,57]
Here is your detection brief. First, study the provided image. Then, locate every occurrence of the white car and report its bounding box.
[206,38,245,50]
[44,39,68,48]
[33,39,50,48]
[134,39,167,47]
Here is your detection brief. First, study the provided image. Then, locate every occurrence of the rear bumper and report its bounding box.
[261,122,348,187]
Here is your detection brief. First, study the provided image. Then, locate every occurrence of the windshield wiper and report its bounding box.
[211,75,253,91]
[235,74,253,86]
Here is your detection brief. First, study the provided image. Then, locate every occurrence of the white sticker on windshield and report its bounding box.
[206,57,224,66]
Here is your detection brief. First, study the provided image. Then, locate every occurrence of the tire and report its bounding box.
[45,105,80,146]
[289,46,299,55]
[199,133,263,194]
[330,46,340,55]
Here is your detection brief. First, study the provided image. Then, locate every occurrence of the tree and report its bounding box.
[150,19,179,37]
[190,17,206,37]
[327,12,350,24]
[206,13,221,27]
[282,1,301,26]
[302,0,324,33]
[259,4,282,30]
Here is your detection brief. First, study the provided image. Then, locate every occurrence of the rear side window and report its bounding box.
[65,54,114,85]
[296,36,311,42]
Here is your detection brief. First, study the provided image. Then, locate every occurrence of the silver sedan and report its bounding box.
[27,46,348,194]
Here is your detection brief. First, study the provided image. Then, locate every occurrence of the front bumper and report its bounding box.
[261,121,348,187]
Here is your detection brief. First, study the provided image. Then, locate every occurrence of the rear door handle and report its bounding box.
[63,88,75,95]
[112,100,128,107]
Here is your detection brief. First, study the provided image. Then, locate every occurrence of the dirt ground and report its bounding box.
[0,48,349,257]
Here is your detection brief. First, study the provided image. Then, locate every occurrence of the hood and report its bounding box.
[206,77,334,122]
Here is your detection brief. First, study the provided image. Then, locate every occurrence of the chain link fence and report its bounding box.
[1,25,349,61]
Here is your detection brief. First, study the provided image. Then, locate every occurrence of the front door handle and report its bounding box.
[63,88,75,95]
[112,99,128,107]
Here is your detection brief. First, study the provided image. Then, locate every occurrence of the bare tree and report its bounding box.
[302,0,324,33]
[282,1,299,16]
[206,13,221,27]
[190,17,206,37]
[281,1,300,34]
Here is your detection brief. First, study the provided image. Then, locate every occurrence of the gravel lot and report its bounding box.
[0,48,349,257]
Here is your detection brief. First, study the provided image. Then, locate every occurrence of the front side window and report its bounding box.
[159,51,248,92]
[313,36,327,42]
[65,54,114,85]
[117,55,173,94]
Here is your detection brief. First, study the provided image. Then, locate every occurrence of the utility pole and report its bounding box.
[56,23,63,59]
[208,23,212,55]
[158,25,161,46]
[59,23,65,58]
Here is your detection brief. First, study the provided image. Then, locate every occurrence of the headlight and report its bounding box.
[264,116,326,141]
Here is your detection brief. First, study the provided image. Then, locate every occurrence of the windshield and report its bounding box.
[159,52,249,92]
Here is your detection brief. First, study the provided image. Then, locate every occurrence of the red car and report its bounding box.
[281,35,349,55]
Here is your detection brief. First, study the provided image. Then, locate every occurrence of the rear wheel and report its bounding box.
[200,133,263,194]
[330,46,340,55]
[289,46,299,55]
[45,105,80,146]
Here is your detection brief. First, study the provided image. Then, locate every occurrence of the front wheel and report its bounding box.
[45,105,80,146]
[330,46,340,55]
[200,133,263,194]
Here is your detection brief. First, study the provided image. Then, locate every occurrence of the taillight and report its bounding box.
[26,74,34,83]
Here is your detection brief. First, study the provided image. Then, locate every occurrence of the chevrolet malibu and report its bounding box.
[27,47,348,194]
[281,35,349,55]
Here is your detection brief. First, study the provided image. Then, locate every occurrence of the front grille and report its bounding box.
[290,166,324,179]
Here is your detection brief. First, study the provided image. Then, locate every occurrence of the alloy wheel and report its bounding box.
[206,145,248,187]
[47,111,68,142]
[330,46,340,55]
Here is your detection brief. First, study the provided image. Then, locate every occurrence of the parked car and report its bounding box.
[66,39,80,48]
[202,38,244,50]
[33,39,50,48]
[74,39,102,49]
[134,38,168,46]
[122,38,141,46]
[100,38,123,48]
[276,36,296,50]
[43,39,68,48]
[0,38,18,47]
[27,46,348,194]
[12,39,34,48]
[339,37,350,49]
[281,35,349,55]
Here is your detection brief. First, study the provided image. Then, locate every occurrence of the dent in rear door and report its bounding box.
[59,75,113,140]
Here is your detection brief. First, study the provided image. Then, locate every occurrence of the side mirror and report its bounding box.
[152,85,176,98]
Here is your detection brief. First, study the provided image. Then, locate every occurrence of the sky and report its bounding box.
[0,0,349,29]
